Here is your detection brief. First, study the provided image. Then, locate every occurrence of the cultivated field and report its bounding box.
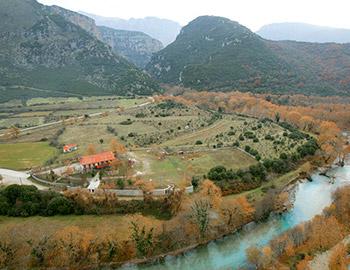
[0,96,307,188]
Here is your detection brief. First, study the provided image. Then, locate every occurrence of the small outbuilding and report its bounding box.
[87,172,100,193]
[63,144,78,153]
[80,151,116,170]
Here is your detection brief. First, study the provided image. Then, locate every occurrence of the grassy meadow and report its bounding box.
[0,142,58,170]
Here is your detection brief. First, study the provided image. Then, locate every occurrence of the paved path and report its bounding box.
[0,169,47,190]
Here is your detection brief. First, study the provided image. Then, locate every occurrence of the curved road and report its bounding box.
[0,169,46,190]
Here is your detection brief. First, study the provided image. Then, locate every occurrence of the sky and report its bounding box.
[38,0,350,31]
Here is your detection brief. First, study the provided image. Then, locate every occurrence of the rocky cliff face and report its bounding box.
[80,12,181,46]
[98,26,163,68]
[0,0,160,98]
[49,5,101,39]
[49,6,163,68]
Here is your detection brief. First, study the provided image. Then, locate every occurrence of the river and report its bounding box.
[121,163,350,270]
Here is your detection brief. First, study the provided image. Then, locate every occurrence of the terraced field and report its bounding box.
[0,97,308,188]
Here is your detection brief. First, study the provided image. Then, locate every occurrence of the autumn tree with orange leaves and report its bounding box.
[328,243,348,270]
[318,121,343,163]
[110,138,127,155]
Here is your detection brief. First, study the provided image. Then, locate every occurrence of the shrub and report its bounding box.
[195,140,203,145]
[46,196,74,216]
[265,134,273,140]
[117,179,125,189]
[280,153,288,160]
[244,131,256,139]
[135,113,146,118]
[208,166,228,181]
[233,141,240,147]
[119,119,133,125]
[191,176,201,190]
[228,131,235,136]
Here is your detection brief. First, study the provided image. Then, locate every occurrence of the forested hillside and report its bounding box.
[0,0,160,102]
[147,16,350,96]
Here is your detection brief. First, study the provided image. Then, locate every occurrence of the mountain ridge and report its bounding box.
[257,22,350,43]
[147,16,350,96]
[0,0,160,101]
[79,12,181,46]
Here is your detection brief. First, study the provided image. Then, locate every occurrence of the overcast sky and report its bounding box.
[38,0,350,31]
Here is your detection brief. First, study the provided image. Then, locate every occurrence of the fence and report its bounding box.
[32,173,194,197]
[31,174,66,188]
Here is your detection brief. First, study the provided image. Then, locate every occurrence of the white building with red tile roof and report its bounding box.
[80,151,116,170]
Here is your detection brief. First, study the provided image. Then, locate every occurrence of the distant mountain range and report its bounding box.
[0,0,160,102]
[80,12,182,46]
[147,16,350,96]
[257,22,350,43]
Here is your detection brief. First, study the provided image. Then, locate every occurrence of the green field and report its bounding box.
[132,148,257,187]
[0,98,307,188]
[0,142,58,170]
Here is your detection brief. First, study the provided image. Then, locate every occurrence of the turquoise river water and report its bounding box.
[121,164,350,270]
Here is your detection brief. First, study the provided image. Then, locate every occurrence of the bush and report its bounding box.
[117,179,125,189]
[135,113,146,118]
[244,131,256,139]
[265,134,273,140]
[191,176,201,190]
[195,140,203,145]
[107,126,118,136]
[208,166,228,181]
[280,153,288,160]
[233,141,240,147]
[119,119,133,125]
[46,196,74,216]
[228,131,235,136]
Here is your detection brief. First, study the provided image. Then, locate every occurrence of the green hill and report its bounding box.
[146,16,350,96]
[0,0,160,102]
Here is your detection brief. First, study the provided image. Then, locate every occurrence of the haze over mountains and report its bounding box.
[79,12,182,46]
[257,22,350,43]
[147,16,350,96]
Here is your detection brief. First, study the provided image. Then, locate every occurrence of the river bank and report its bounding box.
[97,161,315,269]
[115,161,349,270]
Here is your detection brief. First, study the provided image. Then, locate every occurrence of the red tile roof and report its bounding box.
[80,151,116,166]
[63,144,77,151]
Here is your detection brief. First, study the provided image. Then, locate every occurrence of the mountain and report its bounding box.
[98,26,163,68]
[147,16,350,96]
[80,12,181,46]
[51,6,163,68]
[0,0,160,101]
[257,23,350,43]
